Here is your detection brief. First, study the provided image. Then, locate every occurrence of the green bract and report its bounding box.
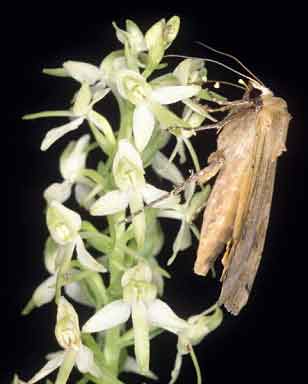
[20,16,228,384]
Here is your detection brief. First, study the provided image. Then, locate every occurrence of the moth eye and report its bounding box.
[249,88,262,99]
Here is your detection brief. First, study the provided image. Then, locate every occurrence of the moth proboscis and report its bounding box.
[194,82,291,315]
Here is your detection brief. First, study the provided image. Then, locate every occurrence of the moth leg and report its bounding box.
[192,150,225,185]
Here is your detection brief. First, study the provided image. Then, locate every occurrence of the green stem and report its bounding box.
[189,346,202,384]
[184,138,201,172]
[117,97,134,140]
[103,326,122,375]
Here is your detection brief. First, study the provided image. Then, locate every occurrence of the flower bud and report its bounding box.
[163,16,180,49]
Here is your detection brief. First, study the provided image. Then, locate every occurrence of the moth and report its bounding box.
[193,81,291,315]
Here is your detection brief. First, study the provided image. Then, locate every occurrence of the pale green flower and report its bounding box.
[116,70,200,152]
[170,307,223,384]
[90,140,176,248]
[82,262,188,374]
[23,83,113,151]
[25,297,101,384]
[47,201,106,273]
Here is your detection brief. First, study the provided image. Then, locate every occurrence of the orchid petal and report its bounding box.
[91,87,110,105]
[90,190,129,216]
[87,110,115,147]
[64,281,93,307]
[82,300,131,333]
[168,222,192,265]
[131,300,150,374]
[113,139,144,172]
[75,236,106,273]
[63,61,101,85]
[141,183,180,209]
[32,275,57,307]
[151,151,184,185]
[133,104,155,152]
[44,237,60,274]
[74,182,95,210]
[60,134,90,182]
[27,352,65,384]
[72,84,92,116]
[40,117,84,151]
[147,299,188,334]
[76,344,101,377]
[151,85,201,105]
[157,209,183,220]
[44,181,72,204]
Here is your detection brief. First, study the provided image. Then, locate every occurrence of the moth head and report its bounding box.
[249,79,273,97]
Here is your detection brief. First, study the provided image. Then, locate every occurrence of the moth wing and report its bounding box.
[219,97,290,315]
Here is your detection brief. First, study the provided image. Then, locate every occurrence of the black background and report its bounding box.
[4,2,306,383]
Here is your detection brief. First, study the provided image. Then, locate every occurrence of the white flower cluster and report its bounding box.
[19,16,225,384]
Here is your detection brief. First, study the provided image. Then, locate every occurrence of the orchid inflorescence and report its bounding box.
[17,16,226,384]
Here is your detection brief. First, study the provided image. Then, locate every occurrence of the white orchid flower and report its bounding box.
[90,140,176,248]
[82,262,188,374]
[47,201,106,273]
[44,134,92,204]
[170,307,223,384]
[116,70,200,152]
[25,297,101,384]
[23,82,114,152]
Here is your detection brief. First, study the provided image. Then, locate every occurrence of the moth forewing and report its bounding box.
[194,92,291,315]
[194,105,258,276]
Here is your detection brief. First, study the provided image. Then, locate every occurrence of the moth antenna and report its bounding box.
[195,41,265,86]
[166,54,257,84]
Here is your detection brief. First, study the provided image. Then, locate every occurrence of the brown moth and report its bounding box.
[193,83,291,315]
